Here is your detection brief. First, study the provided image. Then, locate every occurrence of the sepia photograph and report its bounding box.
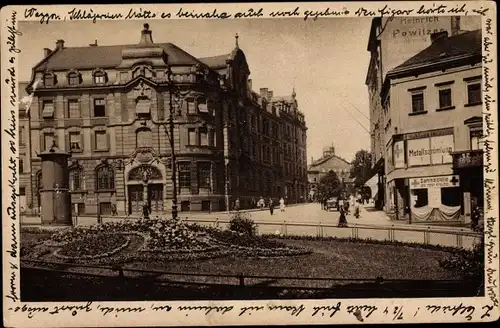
[2,2,498,326]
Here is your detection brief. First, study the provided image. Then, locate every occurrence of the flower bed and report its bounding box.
[55,233,130,259]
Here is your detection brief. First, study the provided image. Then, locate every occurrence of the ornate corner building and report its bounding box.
[19,24,308,217]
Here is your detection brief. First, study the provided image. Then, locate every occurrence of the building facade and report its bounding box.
[20,24,308,216]
[365,16,481,211]
[307,146,351,201]
[381,29,483,222]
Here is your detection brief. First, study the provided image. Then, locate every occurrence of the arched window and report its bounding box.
[96,165,115,190]
[93,69,107,84]
[68,71,81,86]
[136,128,152,148]
[69,165,84,191]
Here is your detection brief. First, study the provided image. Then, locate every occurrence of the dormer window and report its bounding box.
[93,69,107,84]
[68,70,81,86]
[43,72,55,87]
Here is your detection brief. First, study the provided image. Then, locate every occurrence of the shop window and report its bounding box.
[438,88,452,108]
[411,92,425,113]
[411,189,428,208]
[466,81,482,105]
[441,187,461,207]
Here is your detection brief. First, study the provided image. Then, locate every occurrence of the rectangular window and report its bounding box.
[94,131,108,150]
[44,75,54,87]
[438,88,452,108]
[199,128,209,146]
[69,132,82,151]
[467,82,482,105]
[198,98,209,113]
[19,159,24,173]
[178,163,191,192]
[197,162,211,190]
[44,133,55,151]
[188,128,197,146]
[20,187,26,196]
[187,98,196,114]
[68,99,80,118]
[42,100,55,118]
[99,202,112,215]
[209,129,215,147]
[93,98,106,117]
[470,129,483,150]
[411,92,424,112]
[20,126,25,146]
[94,75,106,84]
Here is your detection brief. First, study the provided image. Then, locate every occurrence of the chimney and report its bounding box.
[431,31,448,43]
[55,39,65,49]
[43,48,52,57]
[139,23,154,44]
[451,16,461,36]
[260,88,268,97]
[247,79,252,91]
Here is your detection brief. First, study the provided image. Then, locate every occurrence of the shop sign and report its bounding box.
[453,151,483,168]
[409,175,460,189]
[407,134,454,166]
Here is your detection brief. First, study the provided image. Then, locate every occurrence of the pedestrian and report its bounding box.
[344,198,350,214]
[111,204,118,216]
[338,206,348,227]
[142,203,150,219]
[353,199,360,219]
[269,198,274,215]
[259,197,265,210]
[235,198,240,211]
[279,197,286,212]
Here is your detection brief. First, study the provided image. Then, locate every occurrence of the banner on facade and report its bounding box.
[409,175,460,189]
[406,134,454,166]
[393,140,405,168]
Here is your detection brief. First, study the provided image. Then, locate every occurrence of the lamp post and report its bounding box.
[166,67,179,221]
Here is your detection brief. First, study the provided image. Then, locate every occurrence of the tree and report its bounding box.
[317,170,342,201]
[350,150,373,187]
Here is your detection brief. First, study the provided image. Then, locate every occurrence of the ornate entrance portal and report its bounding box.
[127,165,164,215]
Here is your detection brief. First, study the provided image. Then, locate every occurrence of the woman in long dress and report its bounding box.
[279,197,286,212]
[338,206,348,227]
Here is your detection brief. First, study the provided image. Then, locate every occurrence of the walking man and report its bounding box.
[269,198,274,215]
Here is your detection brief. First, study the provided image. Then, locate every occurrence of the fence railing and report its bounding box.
[21,214,481,250]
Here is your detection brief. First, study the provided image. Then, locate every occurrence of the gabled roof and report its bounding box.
[199,54,230,69]
[308,154,350,171]
[391,29,482,73]
[37,42,205,71]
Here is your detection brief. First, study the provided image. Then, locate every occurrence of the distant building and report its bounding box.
[382,29,482,222]
[20,24,308,217]
[365,16,480,210]
[307,145,350,201]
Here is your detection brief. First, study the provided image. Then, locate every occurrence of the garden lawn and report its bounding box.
[123,238,458,288]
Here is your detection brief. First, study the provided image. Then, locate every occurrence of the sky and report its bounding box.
[18,18,373,164]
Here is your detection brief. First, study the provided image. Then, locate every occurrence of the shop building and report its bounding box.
[381,29,482,222]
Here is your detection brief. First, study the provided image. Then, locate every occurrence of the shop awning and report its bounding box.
[386,165,453,182]
[365,156,384,183]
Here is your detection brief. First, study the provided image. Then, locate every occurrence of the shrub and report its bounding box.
[439,236,484,282]
[228,212,256,236]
